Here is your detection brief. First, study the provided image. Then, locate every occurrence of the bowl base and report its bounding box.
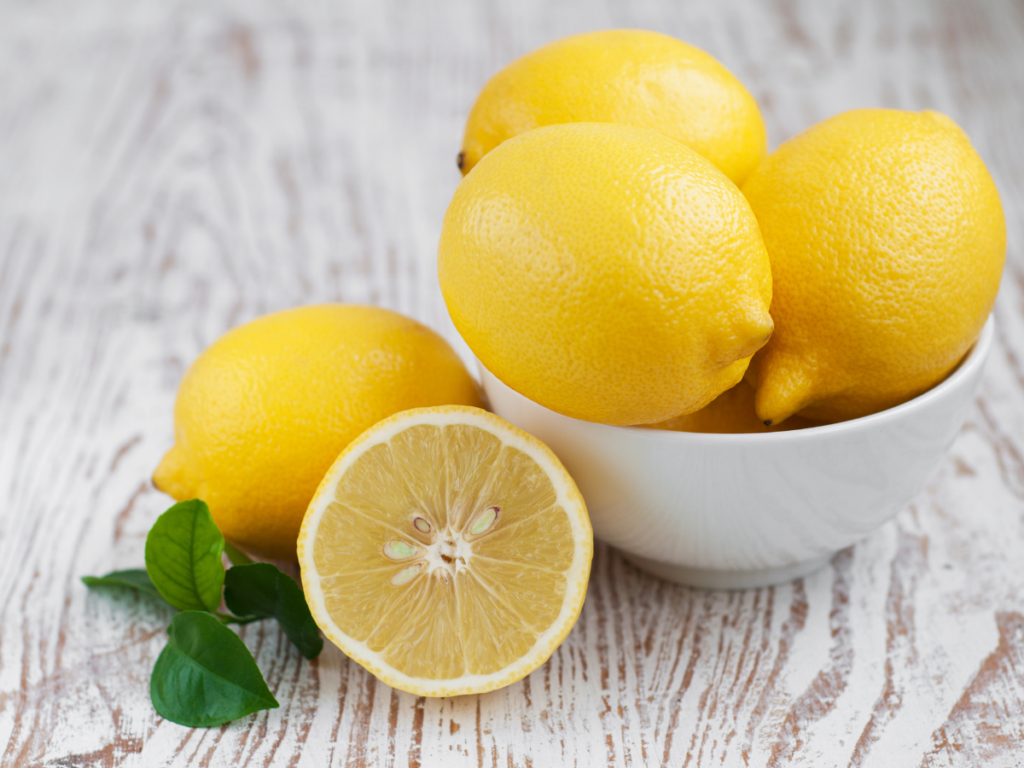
[620,551,832,590]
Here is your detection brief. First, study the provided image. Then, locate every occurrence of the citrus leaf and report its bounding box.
[224,563,323,660]
[151,611,279,727]
[82,569,169,604]
[144,499,225,612]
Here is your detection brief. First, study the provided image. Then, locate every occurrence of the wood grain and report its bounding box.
[1,0,1023,765]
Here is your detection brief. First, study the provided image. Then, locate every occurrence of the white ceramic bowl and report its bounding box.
[480,317,994,589]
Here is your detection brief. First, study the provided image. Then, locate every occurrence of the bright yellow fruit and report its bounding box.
[152,305,483,560]
[644,380,821,434]
[439,122,774,426]
[459,29,767,187]
[297,405,593,697]
[742,109,1005,424]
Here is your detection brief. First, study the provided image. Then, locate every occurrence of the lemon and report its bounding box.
[152,305,483,560]
[458,29,767,186]
[742,109,1005,424]
[439,122,774,426]
[297,405,593,696]
[644,380,821,434]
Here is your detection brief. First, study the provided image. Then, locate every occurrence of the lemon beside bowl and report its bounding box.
[479,316,994,589]
[153,304,484,561]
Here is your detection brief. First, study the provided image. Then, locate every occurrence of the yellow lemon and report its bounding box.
[297,405,593,696]
[459,29,767,186]
[644,380,821,434]
[439,122,773,426]
[152,305,483,560]
[742,109,1005,424]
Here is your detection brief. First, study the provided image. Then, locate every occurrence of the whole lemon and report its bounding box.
[439,122,774,426]
[152,304,483,560]
[742,109,1005,425]
[458,29,767,186]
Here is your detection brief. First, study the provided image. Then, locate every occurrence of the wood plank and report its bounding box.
[1,0,1022,765]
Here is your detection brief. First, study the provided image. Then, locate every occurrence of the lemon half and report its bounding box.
[297,406,593,697]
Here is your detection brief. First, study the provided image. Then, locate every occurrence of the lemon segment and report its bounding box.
[298,406,593,697]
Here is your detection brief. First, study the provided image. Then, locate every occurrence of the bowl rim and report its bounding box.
[480,314,995,444]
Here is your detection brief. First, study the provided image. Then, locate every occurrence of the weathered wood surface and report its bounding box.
[1,0,1023,765]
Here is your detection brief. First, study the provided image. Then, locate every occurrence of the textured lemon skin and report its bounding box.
[644,380,821,434]
[459,29,767,186]
[742,109,1006,424]
[297,405,593,697]
[440,122,773,426]
[152,305,483,560]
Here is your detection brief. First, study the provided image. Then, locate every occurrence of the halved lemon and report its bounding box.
[297,405,593,696]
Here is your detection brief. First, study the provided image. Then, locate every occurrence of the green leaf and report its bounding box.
[223,541,254,567]
[82,569,169,604]
[224,563,324,659]
[151,611,279,727]
[145,499,225,612]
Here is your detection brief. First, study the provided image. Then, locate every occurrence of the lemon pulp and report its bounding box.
[298,406,592,697]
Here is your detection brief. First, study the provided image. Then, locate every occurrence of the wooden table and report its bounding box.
[2,1,1023,765]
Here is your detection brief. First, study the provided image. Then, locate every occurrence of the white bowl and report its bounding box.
[480,317,994,589]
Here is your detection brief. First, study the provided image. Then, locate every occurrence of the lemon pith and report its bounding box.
[742,109,1005,424]
[460,29,767,186]
[297,406,593,697]
[152,304,483,560]
[440,122,774,426]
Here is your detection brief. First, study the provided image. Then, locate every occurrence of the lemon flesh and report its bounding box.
[298,406,593,697]
[460,29,767,186]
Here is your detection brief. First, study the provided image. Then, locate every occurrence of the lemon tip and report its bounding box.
[754,362,819,426]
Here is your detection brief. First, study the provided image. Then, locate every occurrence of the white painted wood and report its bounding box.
[1,0,1023,765]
